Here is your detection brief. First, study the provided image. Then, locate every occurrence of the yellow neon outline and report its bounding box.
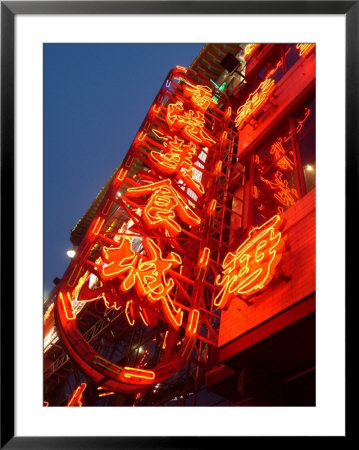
[123,367,155,380]
[214,215,284,309]
[59,291,76,321]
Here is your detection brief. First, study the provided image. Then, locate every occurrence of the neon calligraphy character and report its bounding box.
[235,78,276,129]
[178,161,205,196]
[243,43,260,60]
[126,179,201,237]
[269,138,295,171]
[101,237,183,329]
[261,171,299,208]
[151,132,197,173]
[214,215,284,309]
[296,44,315,57]
[149,131,204,196]
[183,84,214,111]
[294,107,311,135]
[166,102,216,147]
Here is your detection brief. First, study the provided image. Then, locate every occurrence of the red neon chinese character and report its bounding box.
[183,84,214,111]
[296,44,315,57]
[214,215,284,309]
[269,138,295,171]
[235,78,276,129]
[149,131,204,196]
[151,131,197,172]
[243,43,260,60]
[101,237,183,329]
[126,179,201,237]
[295,107,311,134]
[261,171,299,208]
[166,102,216,147]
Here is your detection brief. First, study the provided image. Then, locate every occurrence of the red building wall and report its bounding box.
[219,187,315,350]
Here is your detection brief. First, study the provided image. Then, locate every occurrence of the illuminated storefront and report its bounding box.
[44,43,315,406]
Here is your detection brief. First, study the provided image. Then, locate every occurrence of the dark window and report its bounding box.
[299,131,316,192]
[294,98,316,193]
[285,44,301,72]
[250,96,315,226]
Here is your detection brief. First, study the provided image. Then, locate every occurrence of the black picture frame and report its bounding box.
[1,1,354,447]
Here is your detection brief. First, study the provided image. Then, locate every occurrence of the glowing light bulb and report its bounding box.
[67,249,76,258]
[305,164,314,171]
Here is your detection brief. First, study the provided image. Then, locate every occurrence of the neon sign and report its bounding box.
[214,215,284,309]
[54,68,237,395]
[117,168,128,182]
[208,199,217,214]
[243,43,260,60]
[214,160,222,175]
[253,106,312,220]
[150,132,197,173]
[167,102,216,147]
[235,78,276,129]
[269,138,295,171]
[296,44,315,57]
[198,247,210,267]
[295,107,311,134]
[187,309,200,336]
[183,84,214,111]
[98,391,115,398]
[149,132,204,196]
[261,171,299,209]
[59,291,76,321]
[101,236,183,330]
[123,367,155,380]
[126,179,201,237]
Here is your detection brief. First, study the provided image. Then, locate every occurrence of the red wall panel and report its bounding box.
[219,188,315,347]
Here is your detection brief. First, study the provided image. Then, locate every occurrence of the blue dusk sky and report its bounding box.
[44,43,204,298]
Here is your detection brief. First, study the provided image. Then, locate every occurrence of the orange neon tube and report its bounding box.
[92,217,105,236]
[209,199,217,214]
[98,392,115,397]
[59,291,76,321]
[162,330,169,349]
[123,367,155,380]
[187,309,200,335]
[198,247,210,267]
[215,160,222,174]
[117,168,128,182]
[125,300,135,326]
[67,383,87,407]
[137,131,146,142]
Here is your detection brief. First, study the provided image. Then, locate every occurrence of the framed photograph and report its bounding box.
[1,1,353,447]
